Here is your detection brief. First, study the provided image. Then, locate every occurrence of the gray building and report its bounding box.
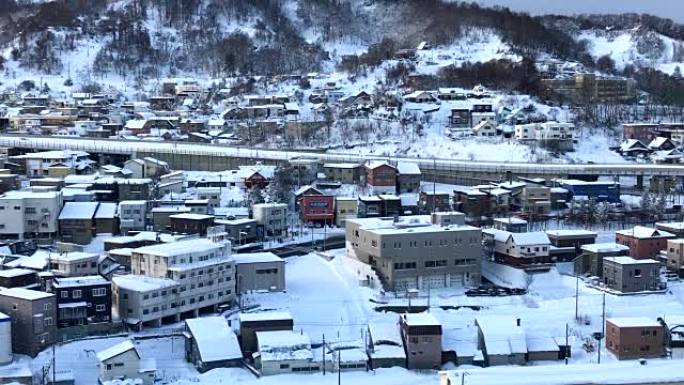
[215,218,258,245]
[603,257,661,293]
[346,215,481,291]
[234,252,285,293]
[0,288,56,357]
[396,162,421,194]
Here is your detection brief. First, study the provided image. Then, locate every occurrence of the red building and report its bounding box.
[299,195,335,225]
[615,226,675,259]
[365,161,397,194]
[243,171,268,189]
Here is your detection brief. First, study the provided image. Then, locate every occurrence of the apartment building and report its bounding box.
[118,200,147,233]
[51,276,112,327]
[58,201,98,245]
[346,215,481,291]
[520,185,551,215]
[483,229,551,266]
[252,203,288,237]
[399,312,442,369]
[365,161,397,195]
[0,190,62,239]
[11,150,94,177]
[541,73,637,104]
[666,238,684,277]
[0,288,56,356]
[233,252,285,293]
[615,226,675,259]
[112,239,235,329]
[49,251,100,277]
[606,318,664,360]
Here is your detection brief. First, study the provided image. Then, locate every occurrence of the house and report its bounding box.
[151,206,191,231]
[404,90,438,103]
[367,323,406,369]
[233,252,285,293]
[239,311,294,354]
[483,229,551,266]
[546,230,598,261]
[58,201,98,245]
[574,243,630,277]
[615,226,675,259]
[252,203,288,237]
[0,288,56,357]
[335,197,358,227]
[619,139,650,157]
[358,196,383,218]
[659,315,684,359]
[322,163,363,184]
[0,268,38,289]
[118,201,147,233]
[520,185,551,215]
[299,194,335,226]
[255,330,320,375]
[49,252,100,277]
[622,123,662,142]
[558,179,621,203]
[472,121,497,137]
[95,202,119,234]
[365,161,397,195]
[453,188,490,218]
[656,222,684,238]
[606,318,664,360]
[0,190,62,239]
[11,150,94,177]
[97,340,156,385]
[603,257,661,293]
[648,137,676,151]
[396,162,421,194]
[169,213,215,235]
[51,275,111,327]
[665,239,684,277]
[399,313,442,369]
[184,316,242,373]
[492,217,527,233]
[475,316,526,366]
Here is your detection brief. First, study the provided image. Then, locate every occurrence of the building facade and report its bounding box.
[0,288,56,357]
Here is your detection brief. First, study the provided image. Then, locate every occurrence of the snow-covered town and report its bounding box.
[2,1,684,385]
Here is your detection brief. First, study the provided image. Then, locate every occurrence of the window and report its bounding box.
[61,291,68,299]
[25,207,36,214]
[92,288,106,297]
[96,304,106,312]
[44,303,50,311]
[44,317,53,326]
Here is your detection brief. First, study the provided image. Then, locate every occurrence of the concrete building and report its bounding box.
[58,201,98,245]
[118,200,147,233]
[574,243,630,277]
[0,288,56,357]
[184,316,242,372]
[169,213,215,235]
[520,185,551,215]
[252,203,288,237]
[492,217,527,233]
[666,238,684,277]
[335,197,358,227]
[255,330,319,375]
[215,218,257,245]
[112,239,235,328]
[97,339,156,385]
[399,312,442,369]
[234,252,285,293]
[51,276,111,327]
[346,215,481,291]
[603,257,661,293]
[396,162,421,194]
[541,73,637,104]
[11,150,94,178]
[49,252,100,277]
[322,163,363,184]
[606,318,664,360]
[616,226,675,259]
[366,323,406,369]
[151,206,191,231]
[0,190,62,239]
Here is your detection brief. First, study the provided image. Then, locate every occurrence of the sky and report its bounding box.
[469,0,684,23]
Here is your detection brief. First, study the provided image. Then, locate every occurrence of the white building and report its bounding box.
[252,203,288,237]
[49,251,100,277]
[97,340,156,385]
[514,122,575,142]
[112,239,235,328]
[11,150,94,177]
[255,330,320,375]
[0,311,11,365]
[118,201,147,233]
[0,190,62,239]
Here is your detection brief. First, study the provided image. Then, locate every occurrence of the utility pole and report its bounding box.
[52,341,56,385]
[427,286,431,312]
[322,334,326,375]
[432,158,436,214]
[338,349,341,385]
[575,275,579,321]
[565,323,569,365]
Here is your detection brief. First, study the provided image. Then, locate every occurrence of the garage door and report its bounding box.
[393,277,418,292]
[449,273,464,288]
[422,274,447,290]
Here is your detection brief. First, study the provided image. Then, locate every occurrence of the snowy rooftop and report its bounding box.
[51,251,99,262]
[402,312,441,327]
[545,229,597,237]
[476,315,527,355]
[240,311,293,323]
[656,222,684,230]
[607,317,661,328]
[0,190,60,200]
[510,232,550,246]
[112,275,178,292]
[168,213,214,221]
[0,268,35,278]
[493,217,527,225]
[233,252,283,265]
[0,287,54,301]
[95,202,118,219]
[604,256,660,265]
[616,226,675,239]
[133,238,223,257]
[185,316,242,363]
[396,161,421,175]
[256,330,312,362]
[441,361,684,385]
[53,275,109,288]
[97,340,138,362]
[581,243,630,254]
[59,202,99,220]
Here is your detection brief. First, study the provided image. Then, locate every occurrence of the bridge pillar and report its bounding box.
[636,175,644,190]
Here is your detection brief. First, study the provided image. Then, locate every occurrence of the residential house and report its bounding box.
[656,222,684,238]
[472,121,497,137]
[0,288,56,357]
[492,217,527,233]
[58,201,98,245]
[51,276,112,327]
[648,137,676,151]
[574,243,630,277]
[184,316,242,373]
[606,318,664,360]
[335,197,358,227]
[239,311,294,354]
[49,252,100,278]
[619,139,650,157]
[169,213,215,236]
[365,161,397,195]
[358,196,383,218]
[233,252,285,293]
[95,202,118,234]
[396,162,421,194]
[322,163,363,184]
[254,330,319,375]
[665,239,684,277]
[0,190,62,239]
[475,316,527,366]
[453,188,490,218]
[546,230,598,261]
[367,323,406,369]
[215,218,257,246]
[520,186,551,215]
[118,201,147,233]
[603,257,661,293]
[615,226,675,259]
[399,313,442,369]
[0,268,38,288]
[252,203,288,237]
[151,206,191,231]
[97,340,156,385]
[483,229,551,266]
[11,150,94,177]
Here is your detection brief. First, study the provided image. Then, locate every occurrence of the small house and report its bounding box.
[184,316,242,373]
[97,340,156,385]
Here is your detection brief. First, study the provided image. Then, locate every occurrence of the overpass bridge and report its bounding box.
[1,135,683,187]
